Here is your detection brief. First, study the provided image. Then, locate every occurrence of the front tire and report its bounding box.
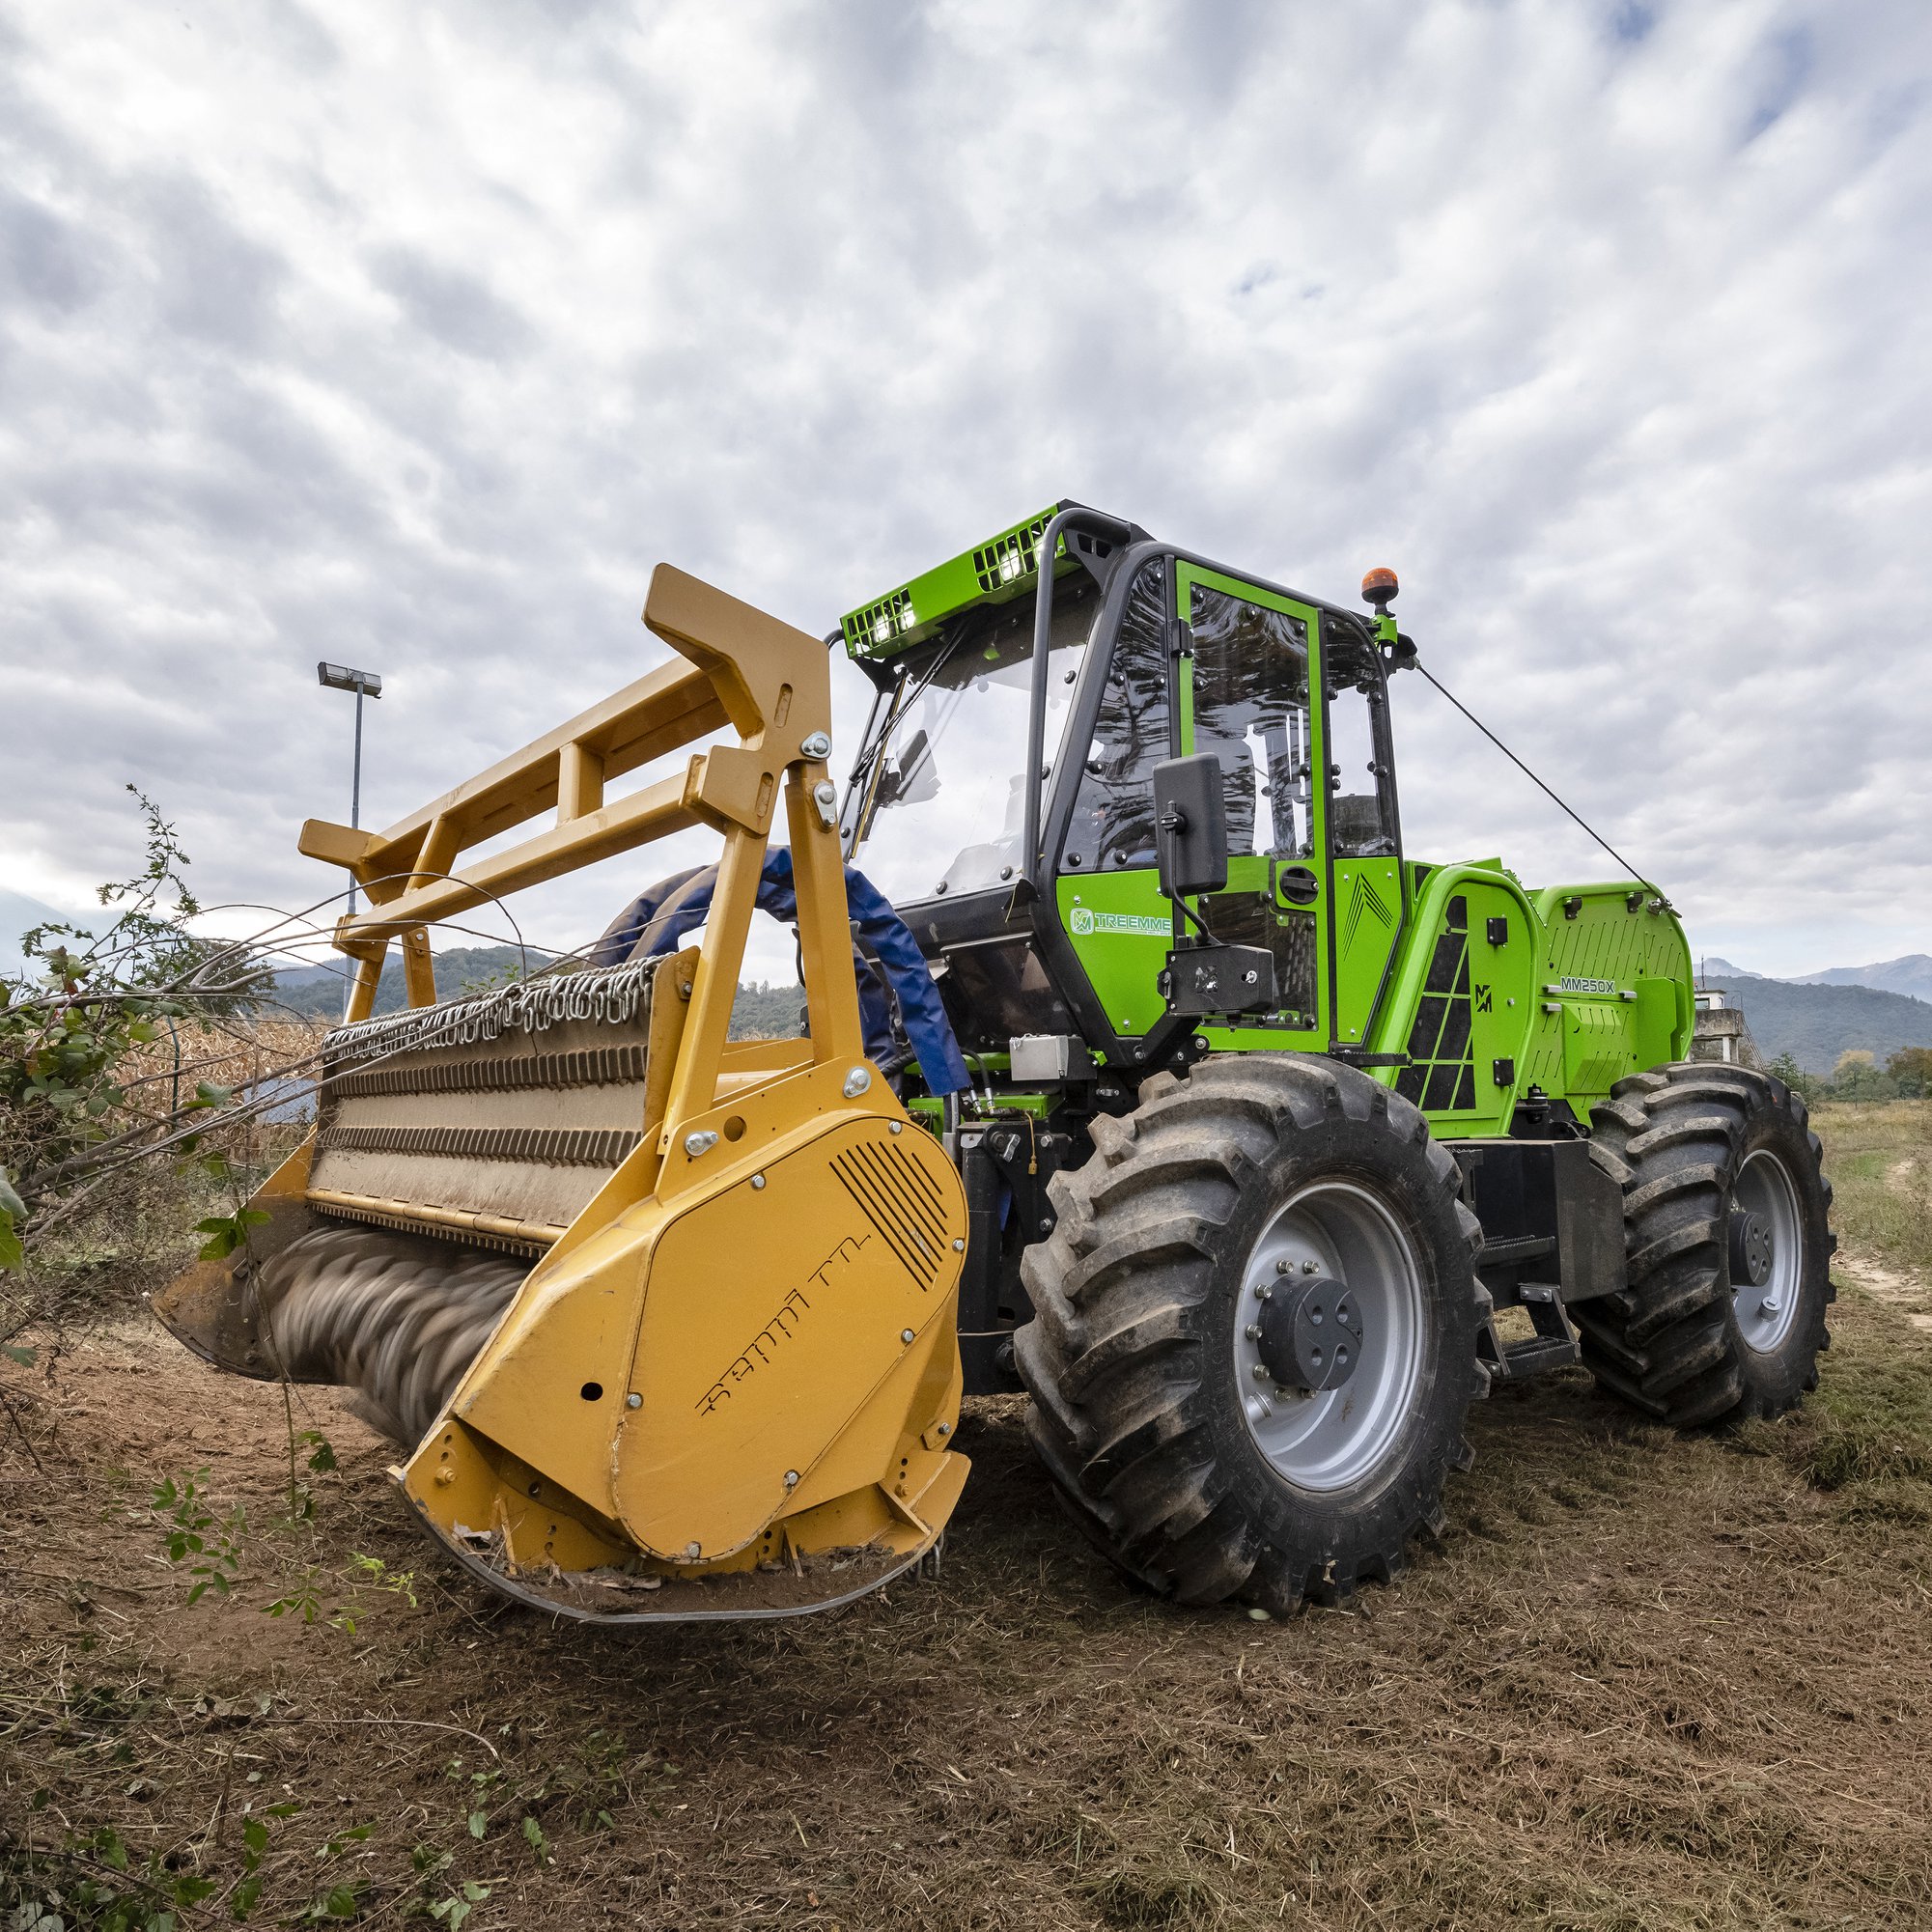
[1576,1063,1834,1426]
[1014,1056,1488,1611]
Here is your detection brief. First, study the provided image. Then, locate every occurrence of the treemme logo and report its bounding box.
[1070,908,1169,938]
[1559,975,1617,995]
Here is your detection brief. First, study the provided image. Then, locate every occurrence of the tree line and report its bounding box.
[1769,1046,1932,1104]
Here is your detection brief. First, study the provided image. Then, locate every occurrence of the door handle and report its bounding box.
[1275,866,1319,906]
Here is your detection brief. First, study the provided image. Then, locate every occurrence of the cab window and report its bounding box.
[1188,585,1314,860]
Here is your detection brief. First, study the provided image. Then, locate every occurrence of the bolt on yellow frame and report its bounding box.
[157,565,970,1622]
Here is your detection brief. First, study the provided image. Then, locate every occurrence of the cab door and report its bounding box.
[1173,564,1329,1049]
[1050,558,1402,1058]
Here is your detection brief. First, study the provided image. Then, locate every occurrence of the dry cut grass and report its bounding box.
[1814,1099,1932,1281]
[0,1106,1928,1928]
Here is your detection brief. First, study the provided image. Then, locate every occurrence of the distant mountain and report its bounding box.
[0,888,96,973]
[266,945,552,1021]
[1791,954,1932,1002]
[1704,974,1932,1076]
[1699,952,1932,1003]
[1691,946,1931,1072]
[266,947,805,1040]
[1695,955,1764,981]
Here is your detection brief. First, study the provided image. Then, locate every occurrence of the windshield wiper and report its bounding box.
[846,632,968,847]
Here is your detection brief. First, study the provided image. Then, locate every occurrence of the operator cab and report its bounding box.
[838,503,1412,1071]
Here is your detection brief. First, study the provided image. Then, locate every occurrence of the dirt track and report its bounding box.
[5,1116,1932,1928]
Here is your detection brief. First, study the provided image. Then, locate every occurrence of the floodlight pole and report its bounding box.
[348,685,366,917]
[316,660,383,922]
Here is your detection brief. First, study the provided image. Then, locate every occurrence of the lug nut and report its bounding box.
[1245,1324,1262,1340]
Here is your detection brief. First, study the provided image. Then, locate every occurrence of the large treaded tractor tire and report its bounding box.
[1013,1055,1488,1612]
[1577,1062,1835,1427]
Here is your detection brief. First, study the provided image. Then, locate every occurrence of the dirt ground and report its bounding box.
[5,1106,1932,1930]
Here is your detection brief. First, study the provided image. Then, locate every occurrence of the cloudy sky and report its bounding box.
[4,0,1928,986]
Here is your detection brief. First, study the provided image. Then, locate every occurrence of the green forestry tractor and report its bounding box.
[833,501,1834,1610]
[156,500,1835,1622]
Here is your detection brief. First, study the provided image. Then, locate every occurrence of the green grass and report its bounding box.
[1812,1099,1932,1278]
[1765,1329,1932,1491]
[1726,1101,1932,1499]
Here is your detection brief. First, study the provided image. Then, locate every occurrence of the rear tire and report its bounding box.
[1014,1055,1488,1611]
[1577,1063,1834,1426]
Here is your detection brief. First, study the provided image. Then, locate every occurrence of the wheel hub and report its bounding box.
[1729,1209,1773,1288]
[1255,1275,1362,1393]
[1730,1148,1805,1354]
[1233,1181,1425,1494]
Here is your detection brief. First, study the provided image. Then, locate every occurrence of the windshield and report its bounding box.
[845,575,1101,905]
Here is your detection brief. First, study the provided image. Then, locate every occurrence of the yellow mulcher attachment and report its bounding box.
[154,566,970,1621]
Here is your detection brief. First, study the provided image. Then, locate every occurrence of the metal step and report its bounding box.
[1500,1333,1582,1377]
[1478,1282,1582,1381]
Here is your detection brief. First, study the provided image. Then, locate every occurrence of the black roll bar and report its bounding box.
[1022,506,1135,899]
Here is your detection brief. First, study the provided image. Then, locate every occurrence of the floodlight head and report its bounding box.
[318,662,382,697]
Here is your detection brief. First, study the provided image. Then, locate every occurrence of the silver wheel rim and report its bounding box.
[1733,1148,1804,1354]
[1233,1180,1427,1494]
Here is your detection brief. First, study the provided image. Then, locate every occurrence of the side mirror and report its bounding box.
[1153,752,1228,901]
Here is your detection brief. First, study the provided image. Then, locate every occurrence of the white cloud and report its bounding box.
[2,0,1927,983]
